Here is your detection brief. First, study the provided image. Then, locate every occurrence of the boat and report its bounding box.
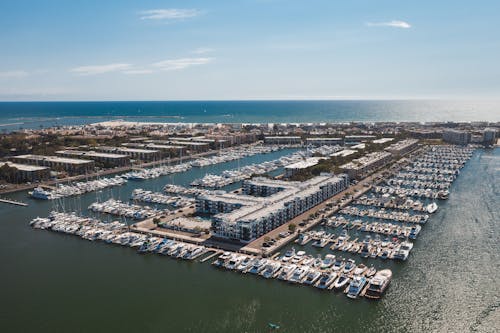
[268,323,280,330]
[346,276,367,299]
[304,270,321,285]
[364,269,392,299]
[353,264,368,276]
[409,225,422,240]
[288,266,309,283]
[29,187,56,200]
[281,248,295,262]
[426,202,438,213]
[320,254,336,270]
[393,241,414,261]
[333,274,350,290]
[365,266,377,278]
[315,272,337,289]
[343,259,356,274]
[248,259,266,274]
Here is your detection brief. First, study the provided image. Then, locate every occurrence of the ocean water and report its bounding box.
[0,147,498,333]
[0,100,499,131]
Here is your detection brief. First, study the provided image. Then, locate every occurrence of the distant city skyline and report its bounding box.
[0,0,499,101]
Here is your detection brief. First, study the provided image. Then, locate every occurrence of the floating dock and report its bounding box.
[0,198,28,207]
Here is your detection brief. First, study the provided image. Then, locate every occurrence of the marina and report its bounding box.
[20,142,479,303]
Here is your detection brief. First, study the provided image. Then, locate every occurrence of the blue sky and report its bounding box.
[0,0,499,100]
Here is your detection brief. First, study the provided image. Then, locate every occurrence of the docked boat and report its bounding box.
[261,262,281,279]
[343,259,356,274]
[346,276,367,299]
[426,202,438,213]
[333,274,350,290]
[364,269,392,299]
[315,272,337,289]
[288,266,309,283]
[409,225,422,240]
[320,254,336,270]
[304,270,321,285]
[248,259,267,274]
[281,248,295,262]
[393,241,414,261]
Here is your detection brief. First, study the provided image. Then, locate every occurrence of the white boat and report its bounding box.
[364,269,392,299]
[426,202,438,213]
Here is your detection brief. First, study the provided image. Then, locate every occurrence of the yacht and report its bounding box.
[393,241,414,261]
[320,254,336,270]
[346,276,367,299]
[353,264,368,276]
[315,272,337,289]
[364,269,392,299]
[303,270,321,285]
[29,187,56,200]
[248,259,267,274]
[278,264,297,281]
[343,259,356,274]
[409,225,422,240]
[261,262,281,279]
[333,274,350,290]
[426,202,438,213]
[288,266,309,283]
[236,257,253,272]
[281,248,296,262]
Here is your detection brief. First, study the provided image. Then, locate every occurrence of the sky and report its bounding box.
[0,0,499,101]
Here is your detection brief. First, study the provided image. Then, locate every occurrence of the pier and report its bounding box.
[0,197,28,207]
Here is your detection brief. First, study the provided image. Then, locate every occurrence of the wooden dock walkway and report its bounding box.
[0,198,28,207]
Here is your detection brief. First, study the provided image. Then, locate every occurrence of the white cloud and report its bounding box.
[139,9,200,21]
[152,57,213,71]
[192,47,214,54]
[122,69,154,75]
[366,20,412,29]
[0,70,29,78]
[70,63,132,75]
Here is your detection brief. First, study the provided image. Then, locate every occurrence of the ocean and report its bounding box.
[0,100,499,132]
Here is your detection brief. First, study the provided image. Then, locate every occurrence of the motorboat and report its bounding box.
[304,270,322,285]
[346,276,367,299]
[333,274,350,290]
[364,269,392,299]
[426,202,438,213]
[315,272,337,289]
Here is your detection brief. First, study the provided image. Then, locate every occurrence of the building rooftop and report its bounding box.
[13,154,93,165]
[0,161,50,172]
[372,138,395,144]
[56,150,128,159]
[216,174,346,223]
[330,149,357,157]
[97,146,160,154]
[284,157,321,170]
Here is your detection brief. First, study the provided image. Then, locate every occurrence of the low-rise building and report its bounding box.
[384,139,419,156]
[207,174,349,242]
[340,151,392,179]
[443,129,471,145]
[0,162,50,183]
[483,128,497,145]
[95,146,161,161]
[55,150,130,167]
[10,154,94,175]
[305,137,343,146]
[284,157,322,177]
[264,136,302,145]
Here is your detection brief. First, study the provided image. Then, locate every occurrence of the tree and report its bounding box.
[152,217,160,225]
[288,223,297,233]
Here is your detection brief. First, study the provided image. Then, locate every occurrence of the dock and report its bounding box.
[0,198,28,207]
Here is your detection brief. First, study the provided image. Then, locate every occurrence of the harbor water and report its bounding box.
[0,148,498,332]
